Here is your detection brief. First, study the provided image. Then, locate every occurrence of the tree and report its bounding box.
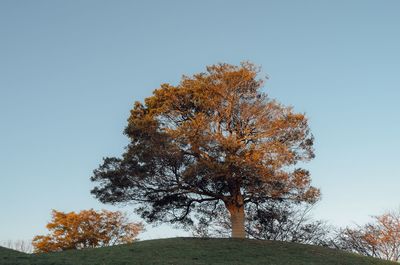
[336,209,400,262]
[32,209,143,253]
[91,62,320,238]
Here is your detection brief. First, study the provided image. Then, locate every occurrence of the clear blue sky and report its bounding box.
[1,0,399,241]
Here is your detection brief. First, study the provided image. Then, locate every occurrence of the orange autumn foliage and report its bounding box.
[340,210,400,262]
[32,209,143,253]
[91,62,319,239]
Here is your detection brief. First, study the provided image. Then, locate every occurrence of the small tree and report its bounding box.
[192,201,331,246]
[337,209,400,262]
[32,209,143,253]
[91,62,319,238]
[246,202,330,245]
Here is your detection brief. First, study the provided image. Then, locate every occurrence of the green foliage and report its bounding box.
[0,238,396,265]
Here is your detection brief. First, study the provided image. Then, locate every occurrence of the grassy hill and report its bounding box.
[0,246,30,264]
[0,238,396,265]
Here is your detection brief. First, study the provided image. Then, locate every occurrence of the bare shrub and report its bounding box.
[0,240,33,253]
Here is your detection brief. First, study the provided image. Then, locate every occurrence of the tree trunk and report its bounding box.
[225,197,246,238]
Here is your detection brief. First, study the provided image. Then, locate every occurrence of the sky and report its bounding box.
[1,0,400,241]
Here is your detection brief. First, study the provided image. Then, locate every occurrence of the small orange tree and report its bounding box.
[32,209,143,253]
[339,210,400,262]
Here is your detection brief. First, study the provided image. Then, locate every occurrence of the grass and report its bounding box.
[0,246,30,264]
[0,237,397,265]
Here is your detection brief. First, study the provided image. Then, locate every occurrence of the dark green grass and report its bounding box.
[0,246,30,264]
[0,238,396,265]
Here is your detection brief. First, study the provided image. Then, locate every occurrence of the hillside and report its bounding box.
[0,246,30,264]
[0,238,396,265]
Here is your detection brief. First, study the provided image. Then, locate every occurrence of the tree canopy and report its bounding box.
[91,62,319,238]
[32,209,143,253]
